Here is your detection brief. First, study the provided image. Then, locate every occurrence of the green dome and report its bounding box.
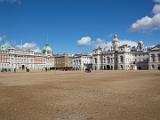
[0,44,10,50]
[42,44,52,54]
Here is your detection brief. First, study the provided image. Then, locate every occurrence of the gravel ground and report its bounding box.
[0,70,160,120]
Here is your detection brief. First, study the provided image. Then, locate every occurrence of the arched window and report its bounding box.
[120,56,124,63]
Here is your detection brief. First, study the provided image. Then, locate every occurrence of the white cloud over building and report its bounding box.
[130,1,160,31]
[16,43,41,52]
[77,36,92,46]
[78,36,139,49]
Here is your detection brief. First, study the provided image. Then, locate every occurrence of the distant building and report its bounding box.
[1,35,159,72]
[149,45,160,70]
[92,34,160,70]
[0,44,54,71]
[54,54,72,70]
[71,54,92,70]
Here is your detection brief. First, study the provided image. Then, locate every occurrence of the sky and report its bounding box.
[0,0,160,54]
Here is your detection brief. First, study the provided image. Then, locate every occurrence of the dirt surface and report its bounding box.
[0,70,160,120]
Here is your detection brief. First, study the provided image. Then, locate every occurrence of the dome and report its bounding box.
[0,44,10,50]
[137,41,144,51]
[42,44,53,55]
[112,34,119,42]
[138,41,143,44]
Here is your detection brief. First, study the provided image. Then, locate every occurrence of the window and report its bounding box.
[95,58,97,64]
[103,58,106,63]
[158,54,160,62]
[151,54,155,62]
[107,57,110,63]
[120,56,124,63]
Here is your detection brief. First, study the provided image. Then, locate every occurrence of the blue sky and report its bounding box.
[0,0,160,54]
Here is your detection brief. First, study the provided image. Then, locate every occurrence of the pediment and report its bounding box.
[151,47,160,51]
[151,45,160,51]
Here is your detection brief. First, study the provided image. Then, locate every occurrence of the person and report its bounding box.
[14,68,16,73]
[26,67,30,72]
[45,67,47,72]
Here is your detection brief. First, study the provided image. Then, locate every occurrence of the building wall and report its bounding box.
[54,56,71,69]
[72,55,92,70]
[149,51,160,70]
[134,52,149,70]
[0,49,53,71]
[91,45,160,71]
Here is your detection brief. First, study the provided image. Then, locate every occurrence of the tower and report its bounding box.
[112,34,119,70]
[42,44,53,56]
[137,41,144,51]
[112,34,119,51]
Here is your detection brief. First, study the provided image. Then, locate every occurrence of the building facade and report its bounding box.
[72,54,92,70]
[149,45,160,70]
[54,55,72,70]
[0,44,54,71]
[1,35,159,71]
[92,34,160,70]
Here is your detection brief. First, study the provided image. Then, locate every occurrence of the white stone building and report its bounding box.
[0,44,54,71]
[149,45,160,70]
[72,54,92,70]
[92,34,160,70]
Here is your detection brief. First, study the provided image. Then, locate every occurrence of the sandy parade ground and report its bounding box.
[0,70,160,120]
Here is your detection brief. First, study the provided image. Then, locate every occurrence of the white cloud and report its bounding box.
[119,40,138,47]
[0,0,21,4]
[77,36,92,46]
[154,0,160,3]
[77,36,138,49]
[0,35,6,41]
[96,38,103,43]
[153,4,160,14]
[94,38,109,48]
[93,37,138,49]
[0,34,15,47]
[130,2,160,31]
[0,34,41,52]
[16,43,41,52]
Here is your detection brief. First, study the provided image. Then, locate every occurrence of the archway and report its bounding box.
[120,65,123,70]
[158,65,160,70]
[107,65,110,70]
[111,66,113,70]
[152,65,155,70]
[138,67,142,70]
[22,65,25,70]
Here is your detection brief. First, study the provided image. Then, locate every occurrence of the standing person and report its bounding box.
[45,67,47,72]
[14,68,16,73]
